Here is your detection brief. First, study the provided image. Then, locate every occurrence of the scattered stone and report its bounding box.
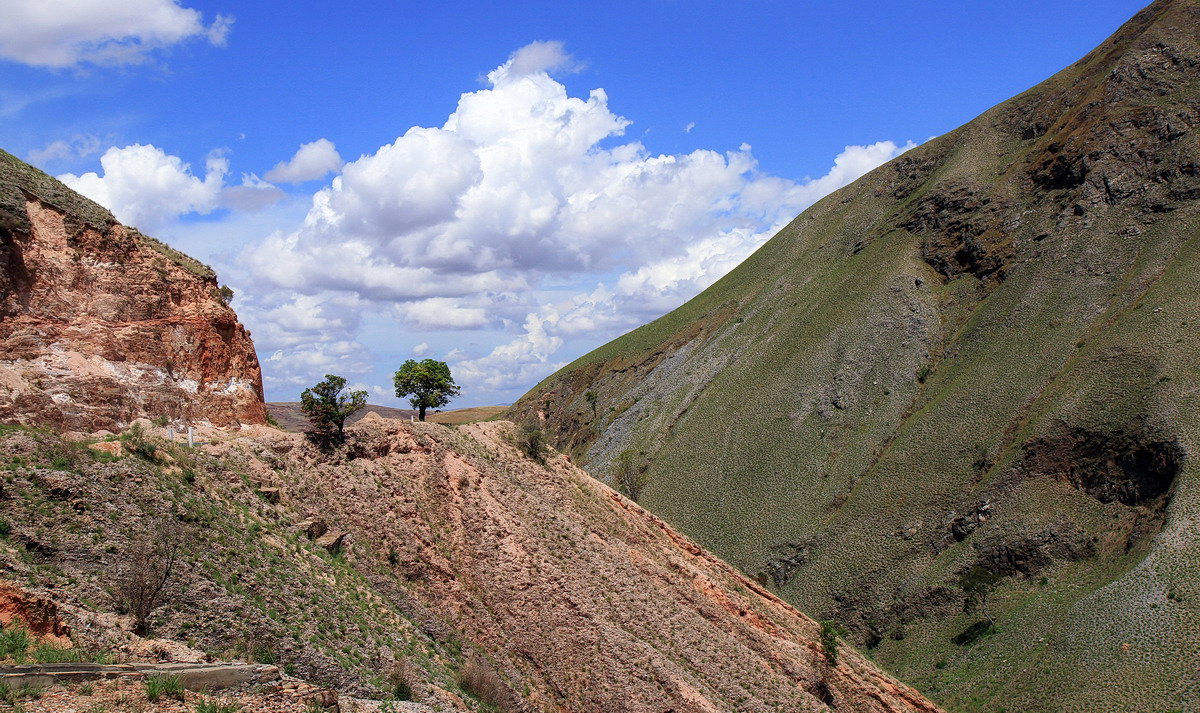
[296,518,328,540]
[315,530,348,554]
[87,441,124,458]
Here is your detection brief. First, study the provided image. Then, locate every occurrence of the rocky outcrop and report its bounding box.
[213,418,943,713]
[0,580,70,646]
[0,150,266,430]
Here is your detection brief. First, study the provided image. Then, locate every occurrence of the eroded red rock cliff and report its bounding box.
[0,149,266,430]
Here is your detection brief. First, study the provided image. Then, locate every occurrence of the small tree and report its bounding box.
[393,359,460,421]
[585,391,598,419]
[300,374,367,443]
[518,424,547,464]
[612,449,648,503]
[959,566,1001,628]
[819,619,847,665]
[116,520,183,636]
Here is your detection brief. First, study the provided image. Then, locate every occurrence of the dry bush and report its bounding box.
[612,449,648,503]
[388,657,416,701]
[115,518,183,636]
[457,654,514,711]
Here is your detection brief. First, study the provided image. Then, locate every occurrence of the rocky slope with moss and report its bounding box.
[0,149,267,431]
[510,1,1200,711]
[0,418,942,713]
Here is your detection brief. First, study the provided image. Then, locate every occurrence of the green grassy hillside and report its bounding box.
[512,1,1200,710]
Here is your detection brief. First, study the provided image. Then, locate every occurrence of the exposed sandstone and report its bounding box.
[0,149,266,431]
[0,580,70,646]
[211,419,943,713]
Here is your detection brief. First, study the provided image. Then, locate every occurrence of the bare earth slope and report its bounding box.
[0,418,942,713]
[0,150,267,431]
[511,1,1200,711]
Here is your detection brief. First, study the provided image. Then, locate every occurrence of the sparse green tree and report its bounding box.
[518,424,547,464]
[959,566,1001,628]
[612,449,648,503]
[585,390,598,419]
[819,619,847,665]
[393,359,460,421]
[300,374,367,443]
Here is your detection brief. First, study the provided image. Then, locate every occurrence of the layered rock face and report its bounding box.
[0,150,266,430]
[0,417,944,712]
[207,418,944,713]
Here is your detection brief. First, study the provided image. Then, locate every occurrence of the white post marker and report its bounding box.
[187,426,194,448]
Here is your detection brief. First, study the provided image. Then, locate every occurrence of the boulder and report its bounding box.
[315,530,348,554]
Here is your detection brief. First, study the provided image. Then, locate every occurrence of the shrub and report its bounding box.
[0,680,42,703]
[32,642,112,664]
[145,673,185,702]
[115,519,183,635]
[820,620,847,665]
[612,449,648,503]
[457,655,511,711]
[0,519,10,538]
[196,699,240,713]
[517,425,546,464]
[388,658,415,701]
[251,645,275,664]
[121,422,157,460]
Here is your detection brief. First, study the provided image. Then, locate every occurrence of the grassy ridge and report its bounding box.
[511,1,1200,710]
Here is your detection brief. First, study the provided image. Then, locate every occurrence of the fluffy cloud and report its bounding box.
[58,144,287,227]
[0,0,232,68]
[239,292,374,390]
[264,139,344,184]
[394,298,489,330]
[60,144,228,229]
[453,141,914,391]
[240,42,914,400]
[495,40,578,81]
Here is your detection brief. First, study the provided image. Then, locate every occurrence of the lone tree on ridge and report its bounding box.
[393,359,460,421]
[300,374,367,443]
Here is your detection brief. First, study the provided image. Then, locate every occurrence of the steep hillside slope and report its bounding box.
[512,1,1200,711]
[0,418,941,713]
[0,150,266,430]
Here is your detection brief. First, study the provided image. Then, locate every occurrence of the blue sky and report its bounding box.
[0,0,1148,408]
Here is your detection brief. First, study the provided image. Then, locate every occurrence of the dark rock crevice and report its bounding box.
[1022,425,1184,506]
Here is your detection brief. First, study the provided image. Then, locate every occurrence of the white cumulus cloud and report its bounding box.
[237,41,916,400]
[496,40,578,81]
[453,140,915,391]
[264,139,344,184]
[0,0,233,68]
[59,144,228,229]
